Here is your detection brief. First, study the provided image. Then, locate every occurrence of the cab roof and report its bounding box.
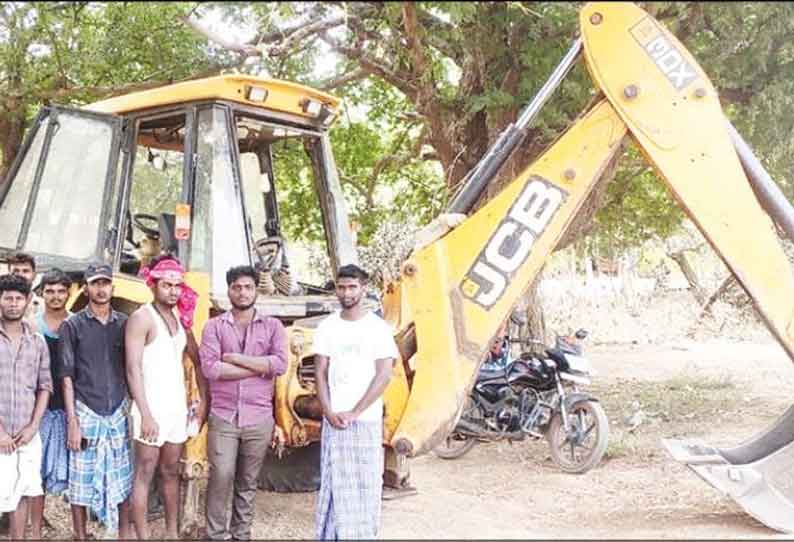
[86,74,340,124]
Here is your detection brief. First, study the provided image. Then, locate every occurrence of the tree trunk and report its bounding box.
[0,104,26,185]
[669,249,707,304]
[524,275,546,354]
[698,274,736,319]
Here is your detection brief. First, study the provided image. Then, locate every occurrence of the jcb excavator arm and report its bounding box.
[384,1,794,532]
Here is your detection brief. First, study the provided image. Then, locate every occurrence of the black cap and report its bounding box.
[84,263,113,284]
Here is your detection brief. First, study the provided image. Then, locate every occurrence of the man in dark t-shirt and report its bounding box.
[28,269,72,540]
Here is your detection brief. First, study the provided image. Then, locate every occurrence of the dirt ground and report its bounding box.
[22,335,794,540]
[250,337,794,539]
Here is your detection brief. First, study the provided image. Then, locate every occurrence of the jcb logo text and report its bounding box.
[460,176,567,309]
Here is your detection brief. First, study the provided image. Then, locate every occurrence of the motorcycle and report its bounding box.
[434,318,609,474]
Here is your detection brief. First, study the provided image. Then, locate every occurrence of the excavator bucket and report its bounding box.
[581,2,794,532]
[661,407,794,534]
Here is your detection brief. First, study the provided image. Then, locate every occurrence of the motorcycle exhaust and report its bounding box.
[455,418,524,441]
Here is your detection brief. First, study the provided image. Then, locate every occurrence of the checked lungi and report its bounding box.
[39,409,69,496]
[68,399,132,533]
[315,419,383,540]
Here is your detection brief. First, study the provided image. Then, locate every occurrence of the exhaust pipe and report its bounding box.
[454,418,523,441]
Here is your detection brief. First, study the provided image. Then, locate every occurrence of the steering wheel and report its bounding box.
[254,236,284,271]
[132,213,161,239]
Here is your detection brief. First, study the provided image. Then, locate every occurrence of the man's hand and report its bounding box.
[337,411,359,427]
[0,428,16,455]
[325,412,348,429]
[222,353,243,366]
[141,414,160,444]
[67,417,82,452]
[13,424,38,448]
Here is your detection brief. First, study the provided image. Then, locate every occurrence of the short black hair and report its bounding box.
[337,264,369,283]
[8,252,35,271]
[40,268,72,290]
[0,274,31,297]
[226,265,258,286]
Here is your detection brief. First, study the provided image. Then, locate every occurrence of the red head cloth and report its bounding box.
[139,258,198,329]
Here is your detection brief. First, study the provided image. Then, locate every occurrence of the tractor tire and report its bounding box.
[258,441,321,493]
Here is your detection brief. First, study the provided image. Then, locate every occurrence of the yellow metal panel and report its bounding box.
[109,273,153,305]
[181,272,211,473]
[390,100,627,456]
[382,357,410,442]
[85,74,340,120]
[581,2,794,362]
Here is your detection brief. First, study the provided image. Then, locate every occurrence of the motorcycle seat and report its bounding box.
[477,367,508,382]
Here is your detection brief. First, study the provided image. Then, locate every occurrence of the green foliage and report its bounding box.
[5,1,794,263]
[271,119,444,246]
[0,2,216,107]
[593,145,685,251]
[270,137,327,243]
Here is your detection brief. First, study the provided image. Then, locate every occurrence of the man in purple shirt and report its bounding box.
[199,265,287,540]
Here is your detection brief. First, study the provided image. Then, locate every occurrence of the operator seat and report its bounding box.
[157,213,178,254]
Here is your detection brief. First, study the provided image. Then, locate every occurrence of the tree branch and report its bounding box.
[318,31,418,99]
[415,8,463,64]
[252,3,378,45]
[264,15,347,57]
[401,3,428,80]
[180,14,260,56]
[320,68,369,91]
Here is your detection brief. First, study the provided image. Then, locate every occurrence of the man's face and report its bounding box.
[0,290,29,321]
[153,279,182,308]
[335,277,364,310]
[228,276,257,311]
[42,283,69,311]
[10,263,35,285]
[86,278,113,305]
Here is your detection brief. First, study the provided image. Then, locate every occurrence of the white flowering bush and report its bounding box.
[305,217,420,293]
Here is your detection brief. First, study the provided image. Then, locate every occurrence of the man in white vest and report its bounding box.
[125,254,207,539]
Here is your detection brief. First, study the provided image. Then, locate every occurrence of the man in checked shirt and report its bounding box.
[0,274,52,540]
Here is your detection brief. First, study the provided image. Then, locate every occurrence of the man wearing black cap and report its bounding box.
[58,263,133,539]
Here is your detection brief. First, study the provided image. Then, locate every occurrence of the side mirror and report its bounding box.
[575,328,588,340]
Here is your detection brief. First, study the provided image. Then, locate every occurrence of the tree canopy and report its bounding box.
[2,1,794,252]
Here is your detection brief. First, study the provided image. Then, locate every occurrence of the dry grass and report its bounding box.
[592,372,742,462]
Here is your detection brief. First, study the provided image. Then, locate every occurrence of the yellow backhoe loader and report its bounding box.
[1,1,794,534]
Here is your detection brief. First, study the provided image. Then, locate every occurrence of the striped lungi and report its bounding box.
[39,409,69,496]
[68,399,132,533]
[315,419,383,540]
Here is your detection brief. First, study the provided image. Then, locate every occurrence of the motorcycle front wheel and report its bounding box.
[547,400,609,474]
[433,396,481,460]
[433,432,477,459]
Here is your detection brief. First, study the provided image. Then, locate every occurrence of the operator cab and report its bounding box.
[0,76,357,318]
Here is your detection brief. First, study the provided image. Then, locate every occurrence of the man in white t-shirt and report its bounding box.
[313,264,398,540]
